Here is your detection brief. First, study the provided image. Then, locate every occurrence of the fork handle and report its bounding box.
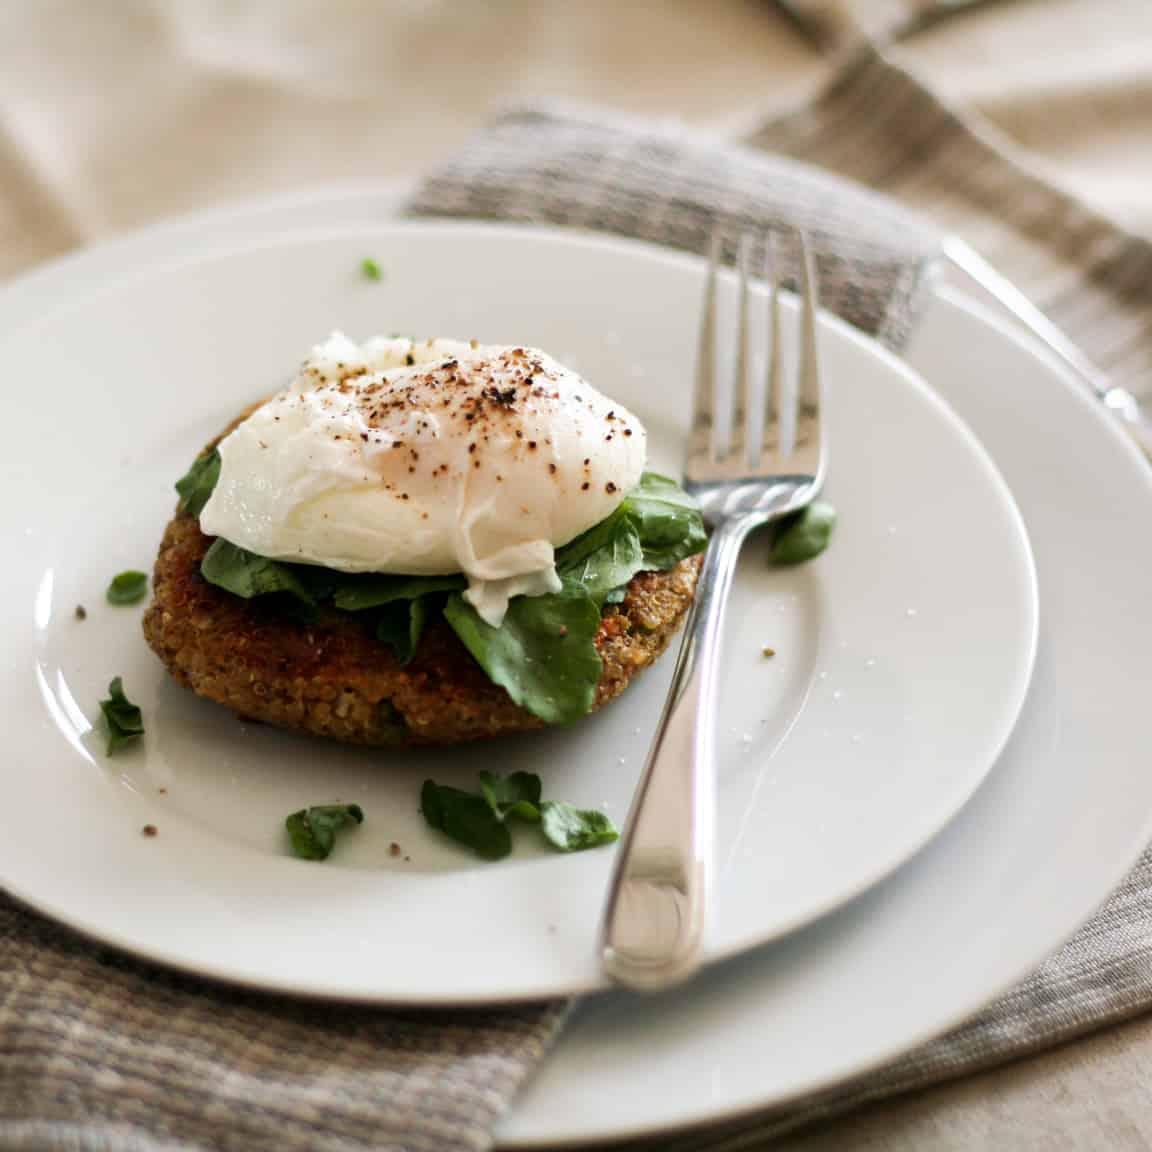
[600,515,754,989]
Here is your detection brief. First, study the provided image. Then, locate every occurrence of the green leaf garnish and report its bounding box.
[621,471,710,571]
[375,598,426,665]
[557,509,645,606]
[333,573,466,611]
[443,588,603,725]
[421,780,512,860]
[479,770,543,822]
[285,803,365,860]
[201,538,319,603]
[360,257,384,281]
[771,501,836,566]
[99,677,144,755]
[540,801,619,852]
[553,472,706,598]
[421,773,616,859]
[106,570,148,605]
[175,448,221,517]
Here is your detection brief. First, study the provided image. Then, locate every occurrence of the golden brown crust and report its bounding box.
[143,455,701,747]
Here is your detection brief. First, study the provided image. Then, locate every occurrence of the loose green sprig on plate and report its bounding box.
[285,804,365,860]
[770,501,837,565]
[106,570,148,605]
[421,771,619,860]
[98,677,144,755]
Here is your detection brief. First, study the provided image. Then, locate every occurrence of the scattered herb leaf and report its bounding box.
[74,604,87,621]
[99,677,144,755]
[421,773,616,860]
[106,570,148,605]
[421,780,512,860]
[285,803,364,861]
[540,801,619,852]
[479,770,543,823]
[360,257,384,282]
[174,448,221,517]
[771,501,837,566]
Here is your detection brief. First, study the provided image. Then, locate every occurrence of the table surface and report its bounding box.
[3,1,1151,1147]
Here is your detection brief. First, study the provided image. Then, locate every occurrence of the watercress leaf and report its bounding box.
[478,770,543,820]
[420,779,448,831]
[557,517,645,605]
[540,801,620,852]
[771,501,837,566]
[553,474,705,608]
[554,505,629,571]
[285,803,364,861]
[201,538,317,604]
[624,472,708,570]
[333,573,466,611]
[99,676,144,756]
[175,448,221,517]
[443,589,602,724]
[106,570,148,605]
[289,565,342,602]
[420,780,512,860]
[375,598,426,665]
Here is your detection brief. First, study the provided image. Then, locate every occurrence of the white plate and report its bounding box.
[0,218,1035,1003]
[501,286,1152,1146]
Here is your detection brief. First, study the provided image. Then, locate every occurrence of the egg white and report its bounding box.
[200,334,647,625]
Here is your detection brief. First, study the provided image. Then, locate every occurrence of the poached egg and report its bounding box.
[199,334,647,625]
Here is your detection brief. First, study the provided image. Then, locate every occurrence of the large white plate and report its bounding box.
[501,286,1152,1145]
[0,218,1035,1003]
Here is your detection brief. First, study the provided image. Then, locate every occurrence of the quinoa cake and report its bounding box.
[144,337,708,747]
[143,505,701,746]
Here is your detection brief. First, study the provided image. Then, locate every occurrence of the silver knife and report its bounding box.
[943,237,1152,462]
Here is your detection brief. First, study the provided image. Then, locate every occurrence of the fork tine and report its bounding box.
[796,230,820,418]
[734,232,754,466]
[763,231,782,455]
[694,225,723,461]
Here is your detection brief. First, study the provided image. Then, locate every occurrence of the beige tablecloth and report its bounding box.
[1,0,1150,282]
[3,2,1152,1149]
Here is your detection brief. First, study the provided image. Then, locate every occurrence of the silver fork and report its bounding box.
[600,227,828,990]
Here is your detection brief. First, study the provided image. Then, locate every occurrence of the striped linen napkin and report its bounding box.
[774,1,1007,44]
[4,37,1152,1152]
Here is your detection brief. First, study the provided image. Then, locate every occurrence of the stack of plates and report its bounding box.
[3,198,1150,1147]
